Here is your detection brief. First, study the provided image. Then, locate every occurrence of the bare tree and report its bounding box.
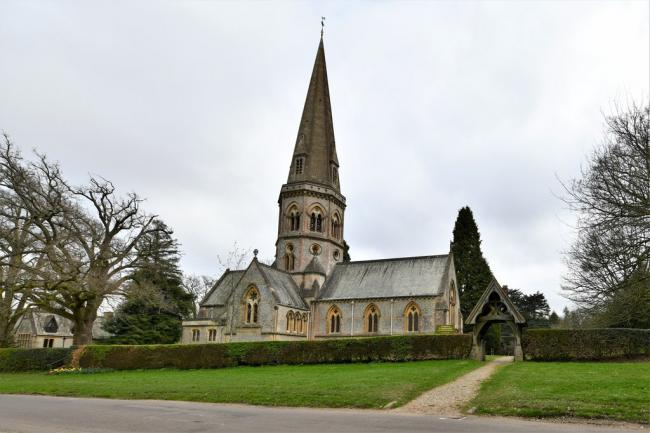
[561,103,649,326]
[183,274,216,319]
[1,135,159,345]
[217,243,250,341]
[0,190,42,346]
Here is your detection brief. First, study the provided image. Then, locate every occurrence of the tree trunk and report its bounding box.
[72,306,98,346]
[0,319,15,348]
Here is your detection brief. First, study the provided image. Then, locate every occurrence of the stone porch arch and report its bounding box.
[465,278,527,361]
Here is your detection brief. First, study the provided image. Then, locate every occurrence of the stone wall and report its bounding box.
[311,297,443,338]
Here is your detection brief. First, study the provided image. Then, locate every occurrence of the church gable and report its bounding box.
[224,259,307,314]
[200,270,245,308]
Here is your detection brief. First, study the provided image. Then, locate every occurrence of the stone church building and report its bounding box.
[181,36,463,344]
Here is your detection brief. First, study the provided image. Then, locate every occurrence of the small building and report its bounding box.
[14,309,112,348]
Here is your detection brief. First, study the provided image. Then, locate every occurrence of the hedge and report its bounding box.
[75,334,472,370]
[523,328,650,361]
[0,348,72,372]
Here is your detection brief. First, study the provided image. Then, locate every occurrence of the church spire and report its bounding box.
[287,36,340,191]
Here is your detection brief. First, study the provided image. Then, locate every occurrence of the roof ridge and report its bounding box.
[338,254,449,265]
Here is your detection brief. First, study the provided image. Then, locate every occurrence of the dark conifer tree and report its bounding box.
[451,206,493,320]
[103,220,194,344]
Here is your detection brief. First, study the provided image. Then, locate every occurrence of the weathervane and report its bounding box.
[321,16,326,37]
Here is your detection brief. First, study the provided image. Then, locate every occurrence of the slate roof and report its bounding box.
[304,256,326,275]
[318,255,451,300]
[257,262,308,309]
[31,311,73,336]
[201,270,246,307]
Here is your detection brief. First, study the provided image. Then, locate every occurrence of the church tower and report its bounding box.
[275,36,346,298]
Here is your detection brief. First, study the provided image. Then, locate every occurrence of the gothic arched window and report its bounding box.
[331,214,341,239]
[287,206,301,231]
[286,311,294,332]
[302,313,308,334]
[244,287,260,324]
[327,306,342,334]
[284,253,295,271]
[309,207,324,233]
[405,302,421,332]
[365,304,380,333]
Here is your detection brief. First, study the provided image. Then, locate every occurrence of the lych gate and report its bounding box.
[465,278,527,361]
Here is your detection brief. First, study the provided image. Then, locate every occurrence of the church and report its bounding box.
[181,36,463,344]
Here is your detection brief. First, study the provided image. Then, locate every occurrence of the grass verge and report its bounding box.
[469,361,650,424]
[0,359,479,409]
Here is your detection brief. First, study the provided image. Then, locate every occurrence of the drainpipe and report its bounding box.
[390,299,394,335]
[273,306,278,341]
[350,301,355,336]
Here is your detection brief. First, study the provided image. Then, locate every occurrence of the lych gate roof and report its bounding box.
[318,255,451,300]
[465,278,527,325]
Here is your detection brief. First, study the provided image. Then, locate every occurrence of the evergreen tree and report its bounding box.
[451,206,493,320]
[103,220,194,344]
[549,311,560,326]
[506,287,551,328]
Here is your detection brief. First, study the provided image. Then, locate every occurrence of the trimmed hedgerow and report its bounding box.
[75,334,472,370]
[523,328,650,361]
[0,348,72,372]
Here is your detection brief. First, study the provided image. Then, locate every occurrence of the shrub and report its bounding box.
[76,334,472,370]
[523,328,650,361]
[0,348,72,372]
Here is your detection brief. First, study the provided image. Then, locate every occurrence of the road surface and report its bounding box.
[0,395,642,433]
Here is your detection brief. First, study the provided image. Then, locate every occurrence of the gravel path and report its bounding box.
[396,356,513,416]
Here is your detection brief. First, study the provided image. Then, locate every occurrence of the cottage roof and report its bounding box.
[33,312,74,336]
[318,255,451,300]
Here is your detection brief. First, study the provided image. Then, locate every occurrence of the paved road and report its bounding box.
[0,395,642,433]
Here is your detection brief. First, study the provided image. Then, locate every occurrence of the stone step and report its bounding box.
[435,325,457,335]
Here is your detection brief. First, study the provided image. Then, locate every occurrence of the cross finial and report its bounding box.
[253,249,259,258]
[321,16,325,38]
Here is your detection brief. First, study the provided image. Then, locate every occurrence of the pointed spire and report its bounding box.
[287,36,340,191]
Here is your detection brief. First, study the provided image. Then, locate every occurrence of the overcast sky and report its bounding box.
[1,1,648,313]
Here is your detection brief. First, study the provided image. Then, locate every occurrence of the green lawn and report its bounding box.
[0,360,479,409]
[469,361,650,424]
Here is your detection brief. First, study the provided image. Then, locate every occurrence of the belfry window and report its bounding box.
[244,287,260,324]
[290,212,300,231]
[405,303,420,332]
[331,214,341,239]
[309,209,324,233]
[295,157,304,175]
